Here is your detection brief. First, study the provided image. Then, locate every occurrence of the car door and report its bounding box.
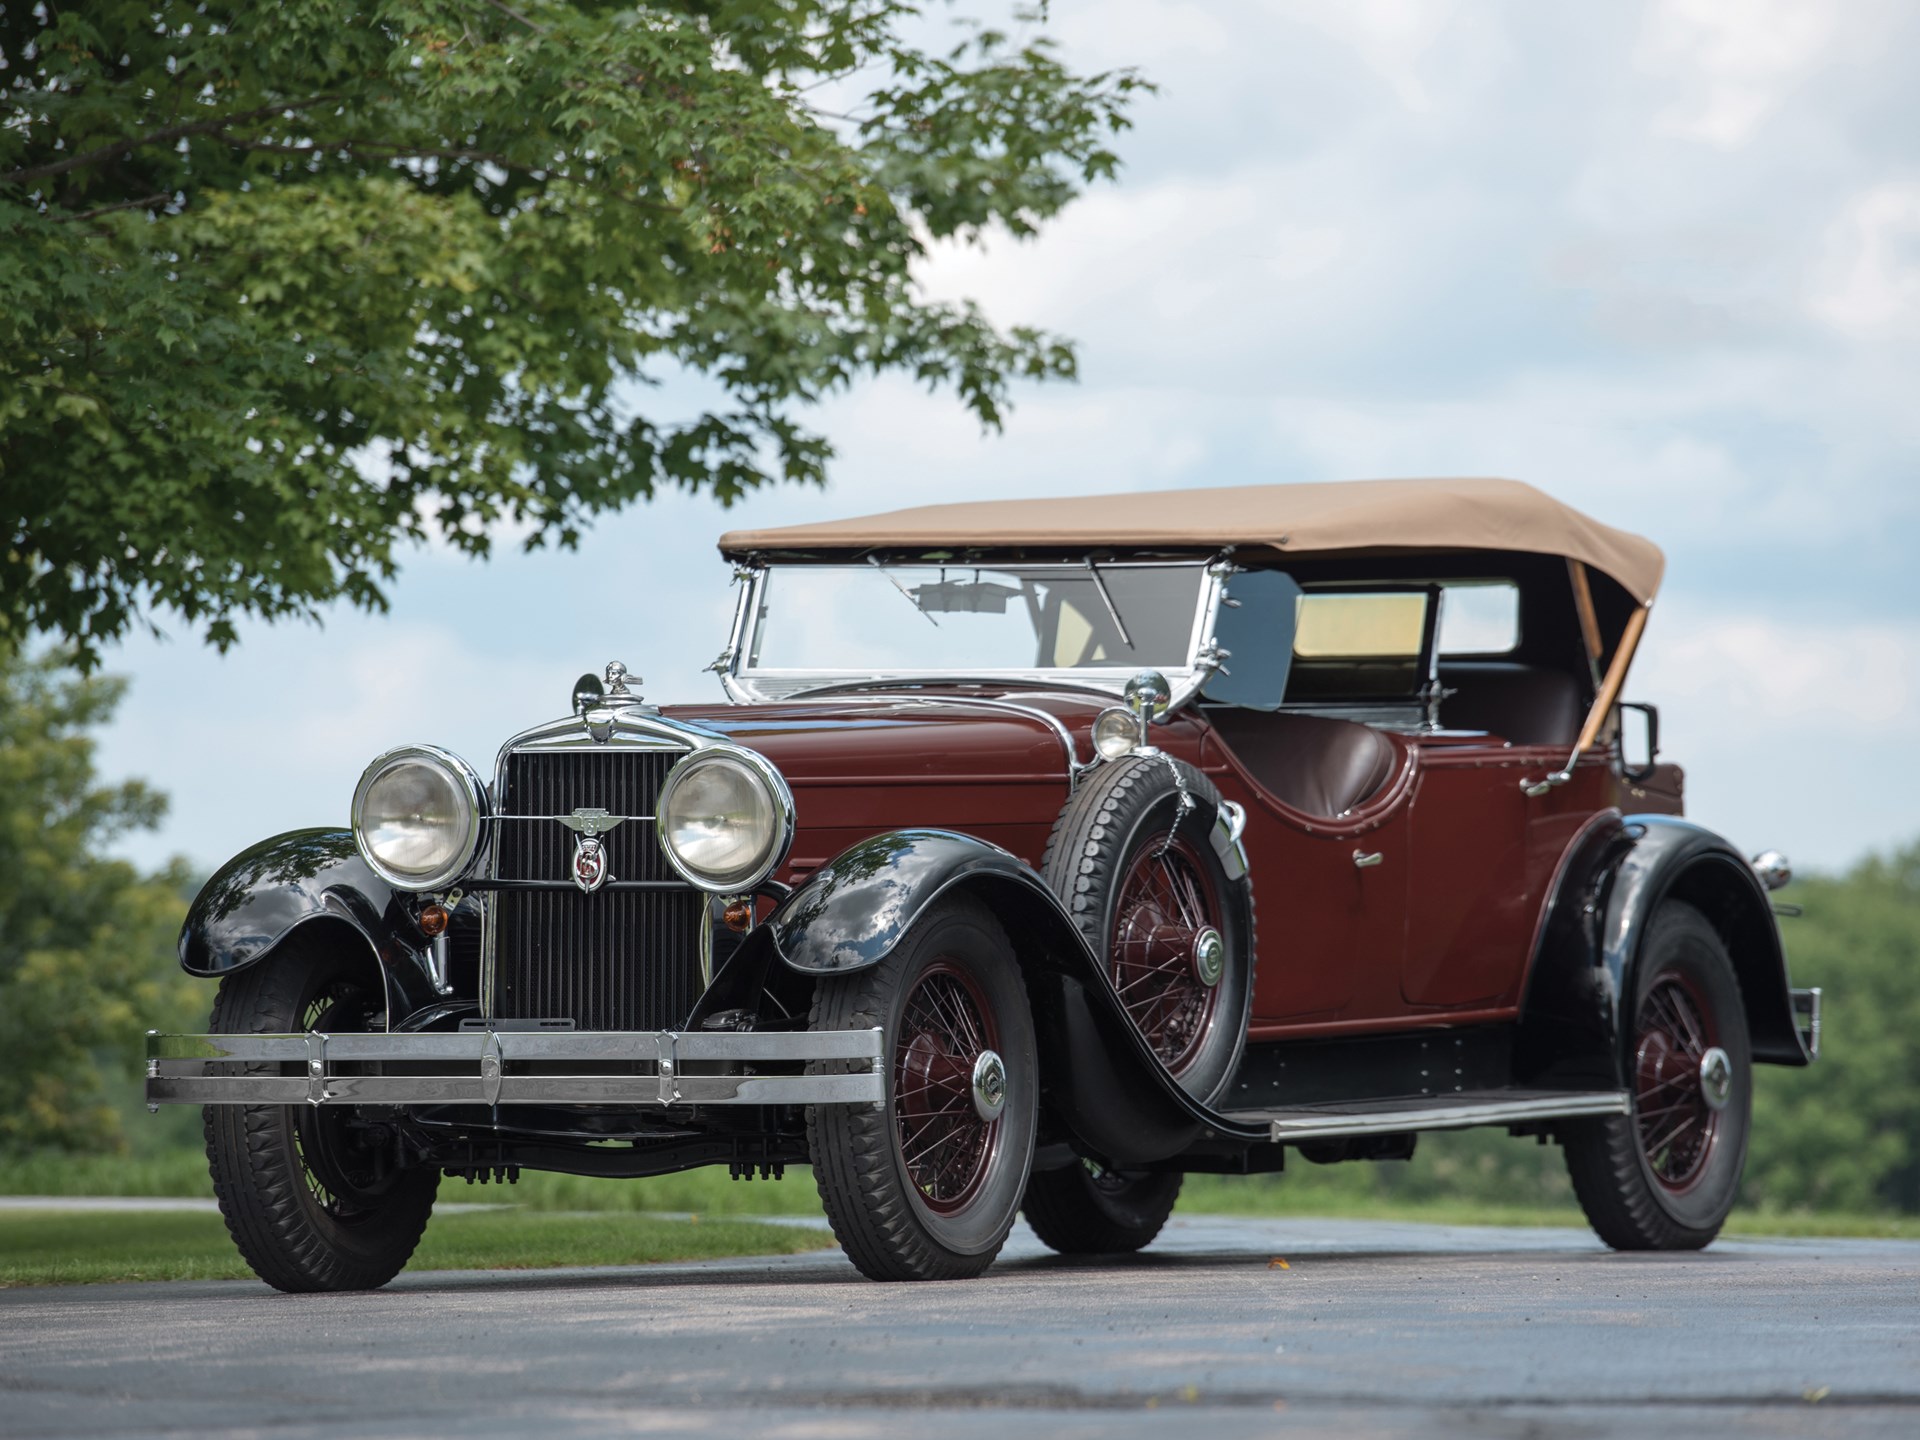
[1398,740,1536,1010]
[1199,568,1414,1025]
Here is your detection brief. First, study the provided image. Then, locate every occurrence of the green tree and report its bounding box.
[0,647,200,1154]
[1,1,1144,664]
[1743,844,1920,1214]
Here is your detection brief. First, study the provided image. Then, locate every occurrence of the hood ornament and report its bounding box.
[604,660,637,698]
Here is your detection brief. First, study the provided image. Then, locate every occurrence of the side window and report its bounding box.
[1437,581,1520,655]
[1286,587,1433,703]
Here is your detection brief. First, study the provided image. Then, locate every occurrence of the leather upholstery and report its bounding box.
[1439,663,1583,747]
[1205,710,1399,819]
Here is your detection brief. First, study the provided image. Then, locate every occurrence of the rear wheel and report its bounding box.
[807,896,1038,1281]
[1563,902,1751,1250]
[204,936,439,1292]
[1023,1161,1182,1255]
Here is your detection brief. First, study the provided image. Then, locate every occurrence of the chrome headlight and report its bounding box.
[656,750,793,892]
[351,745,488,893]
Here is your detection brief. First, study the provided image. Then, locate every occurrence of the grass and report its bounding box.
[0,1207,832,1288]
[1,1149,824,1216]
[10,1149,1919,1253]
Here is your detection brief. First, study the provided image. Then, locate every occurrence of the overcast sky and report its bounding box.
[95,0,1919,878]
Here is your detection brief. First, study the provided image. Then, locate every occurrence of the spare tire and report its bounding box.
[1041,755,1254,1104]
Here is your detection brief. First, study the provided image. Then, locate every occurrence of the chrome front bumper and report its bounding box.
[145,1027,884,1108]
[1792,987,1822,1060]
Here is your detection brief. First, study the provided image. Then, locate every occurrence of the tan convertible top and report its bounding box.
[718,477,1664,604]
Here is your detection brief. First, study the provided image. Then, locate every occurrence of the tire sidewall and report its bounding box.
[1625,907,1752,1232]
[207,940,439,1285]
[883,905,1039,1256]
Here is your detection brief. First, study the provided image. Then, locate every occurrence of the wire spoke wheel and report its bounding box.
[807,895,1037,1282]
[203,936,439,1292]
[288,981,403,1223]
[1633,976,1721,1192]
[1042,756,1254,1104]
[1563,900,1751,1251]
[1110,835,1223,1076]
[894,962,1001,1215]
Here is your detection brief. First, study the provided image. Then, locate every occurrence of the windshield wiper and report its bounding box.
[866,556,939,627]
[1085,559,1132,648]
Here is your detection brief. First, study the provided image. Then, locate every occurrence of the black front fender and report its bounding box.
[179,828,441,1025]
[1516,814,1807,1089]
[763,829,1266,1166]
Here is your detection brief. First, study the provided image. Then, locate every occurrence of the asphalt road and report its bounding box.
[4,1215,1916,1438]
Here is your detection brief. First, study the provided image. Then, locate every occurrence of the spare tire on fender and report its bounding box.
[1041,754,1255,1105]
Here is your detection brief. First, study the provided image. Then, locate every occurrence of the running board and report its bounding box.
[1222,1089,1630,1144]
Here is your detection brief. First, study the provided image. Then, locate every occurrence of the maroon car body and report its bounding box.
[153,478,1819,1288]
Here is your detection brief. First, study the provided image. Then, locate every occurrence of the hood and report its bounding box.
[660,693,1106,784]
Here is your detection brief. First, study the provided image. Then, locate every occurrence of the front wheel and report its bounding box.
[1562,901,1752,1251]
[807,895,1038,1281]
[204,936,440,1292]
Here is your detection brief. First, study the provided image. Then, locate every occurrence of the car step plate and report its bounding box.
[1221,1089,1630,1144]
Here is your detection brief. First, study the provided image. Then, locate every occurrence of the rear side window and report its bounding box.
[1437,581,1520,655]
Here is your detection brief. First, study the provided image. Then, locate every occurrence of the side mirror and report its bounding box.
[571,672,604,716]
[1618,701,1659,781]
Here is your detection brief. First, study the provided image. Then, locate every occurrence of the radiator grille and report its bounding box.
[492,749,706,1032]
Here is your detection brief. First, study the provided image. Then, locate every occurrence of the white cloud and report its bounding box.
[1809,181,1920,340]
[1638,609,1920,739]
[1637,0,1835,146]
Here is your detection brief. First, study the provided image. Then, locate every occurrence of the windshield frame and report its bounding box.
[718,557,1227,707]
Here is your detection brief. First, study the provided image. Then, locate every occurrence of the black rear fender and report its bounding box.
[1516,814,1807,1089]
[757,829,1262,1166]
[179,828,441,1026]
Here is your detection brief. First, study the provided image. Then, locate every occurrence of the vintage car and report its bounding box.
[149,477,1821,1289]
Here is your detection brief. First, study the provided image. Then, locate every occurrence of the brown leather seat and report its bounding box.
[1205,710,1399,820]
[1439,663,1583,747]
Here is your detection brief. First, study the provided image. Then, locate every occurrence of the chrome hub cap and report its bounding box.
[1698,1046,1733,1112]
[1192,927,1225,988]
[971,1049,1008,1122]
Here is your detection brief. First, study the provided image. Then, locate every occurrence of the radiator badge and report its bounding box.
[571,834,612,894]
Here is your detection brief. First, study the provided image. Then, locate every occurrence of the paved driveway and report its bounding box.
[4,1216,1915,1437]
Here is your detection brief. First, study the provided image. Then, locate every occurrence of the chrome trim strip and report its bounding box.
[1254,1091,1630,1143]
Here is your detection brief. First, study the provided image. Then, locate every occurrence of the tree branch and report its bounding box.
[1,94,343,188]
[481,0,550,35]
[48,192,171,223]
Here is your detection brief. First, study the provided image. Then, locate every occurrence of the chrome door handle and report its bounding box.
[1352,850,1384,869]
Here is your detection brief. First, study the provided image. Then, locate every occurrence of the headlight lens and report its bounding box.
[657,752,789,891]
[352,746,485,892]
[1093,706,1144,761]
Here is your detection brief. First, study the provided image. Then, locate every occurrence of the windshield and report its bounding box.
[743,563,1208,676]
